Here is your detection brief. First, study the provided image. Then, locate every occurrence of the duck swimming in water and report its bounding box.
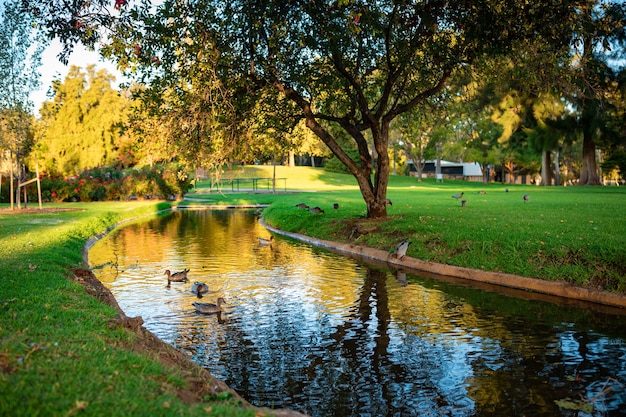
[165,269,189,285]
[193,297,227,314]
[258,236,274,246]
[191,281,209,297]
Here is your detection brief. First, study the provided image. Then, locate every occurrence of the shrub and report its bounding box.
[0,164,195,204]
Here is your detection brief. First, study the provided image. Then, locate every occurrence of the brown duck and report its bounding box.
[193,297,227,314]
[165,269,189,285]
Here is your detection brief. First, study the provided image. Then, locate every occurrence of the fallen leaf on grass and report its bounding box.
[66,400,88,416]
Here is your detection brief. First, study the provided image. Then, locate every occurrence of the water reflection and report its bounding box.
[90,210,626,417]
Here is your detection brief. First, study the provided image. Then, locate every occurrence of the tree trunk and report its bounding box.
[579,132,602,185]
[288,150,295,168]
[553,150,560,186]
[541,151,552,186]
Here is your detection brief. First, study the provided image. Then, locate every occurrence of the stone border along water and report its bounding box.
[258,219,626,314]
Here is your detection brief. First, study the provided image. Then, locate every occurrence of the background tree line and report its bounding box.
[2,0,626,215]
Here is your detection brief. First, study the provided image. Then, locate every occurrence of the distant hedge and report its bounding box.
[1,164,194,203]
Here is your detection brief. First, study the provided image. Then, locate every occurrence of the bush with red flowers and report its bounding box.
[0,164,193,203]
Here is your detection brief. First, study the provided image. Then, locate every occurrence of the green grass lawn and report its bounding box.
[1,166,625,416]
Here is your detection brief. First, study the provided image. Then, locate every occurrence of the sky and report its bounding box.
[30,39,125,113]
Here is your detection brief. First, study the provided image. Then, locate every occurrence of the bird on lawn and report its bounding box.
[478,190,486,195]
[258,236,274,246]
[386,198,393,206]
[452,192,464,200]
[165,269,189,285]
[461,200,467,207]
[523,194,529,202]
[296,203,309,209]
[309,206,325,214]
[191,282,209,298]
[333,203,339,210]
[193,297,227,314]
[392,240,412,260]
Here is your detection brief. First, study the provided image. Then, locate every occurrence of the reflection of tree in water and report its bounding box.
[225,267,441,416]
[300,267,448,416]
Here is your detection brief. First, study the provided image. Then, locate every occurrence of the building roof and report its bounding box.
[408,160,483,177]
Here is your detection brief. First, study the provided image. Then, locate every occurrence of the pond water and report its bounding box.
[89,209,626,417]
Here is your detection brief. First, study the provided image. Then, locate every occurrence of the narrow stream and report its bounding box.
[89,209,626,417]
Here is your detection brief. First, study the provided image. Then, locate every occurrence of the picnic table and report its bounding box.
[210,177,287,192]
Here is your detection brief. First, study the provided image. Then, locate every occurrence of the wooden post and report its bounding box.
[36,162,42,209]
[10,150,14,210]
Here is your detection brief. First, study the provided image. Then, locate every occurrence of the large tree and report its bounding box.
[36,66,128,175]
[26,0,589,217]
[566,1,626,185]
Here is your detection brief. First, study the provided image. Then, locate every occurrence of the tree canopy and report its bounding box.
[21,0,626,216]
[36,66,129,176]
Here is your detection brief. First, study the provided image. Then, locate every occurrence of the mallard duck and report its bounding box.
[193,297,227,314]
[165,269,189,284]
[191,281,209,297]
[258,236,274,246]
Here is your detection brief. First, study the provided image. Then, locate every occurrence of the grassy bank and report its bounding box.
[0,202,268,417]
[194,166,626,293]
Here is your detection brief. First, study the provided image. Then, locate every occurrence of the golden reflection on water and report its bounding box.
[89,210,626,417]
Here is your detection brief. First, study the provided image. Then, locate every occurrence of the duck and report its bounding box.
[392,240,412,259]
[296,203,309,209]
[386,198,393,206]
[309,206,325,214]
[165,269,189,284]
[523,194,529,202]
[461,199,467,207]
[193,297,227,314]
[452,192,464,200]
[333,203,339,210]
[258,236,274,246]
[191,281,209,297]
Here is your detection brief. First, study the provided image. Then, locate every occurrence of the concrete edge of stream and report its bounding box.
[259,218,626,315]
